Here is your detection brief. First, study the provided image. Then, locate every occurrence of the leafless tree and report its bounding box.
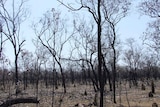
[0,20,8,57]
[71,18,100,92]
[56,0,105,106]
[0,0,28,91]
[0,55,10,90]
[57,0,131,105]
[102,0,130,103]
[33,9,73,93]
[32,38,50,100]
[20,49,33,90]
[139,0,160,59]
[123,38,143,87]
[139,0,160,18]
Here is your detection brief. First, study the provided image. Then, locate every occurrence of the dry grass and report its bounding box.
[0,81,160,107]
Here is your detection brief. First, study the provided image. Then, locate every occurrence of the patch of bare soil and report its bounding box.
[1,81,160,107]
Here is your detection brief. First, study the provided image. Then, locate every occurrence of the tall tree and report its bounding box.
[33,9,73,93]
[57,0,131,106]
[102,0,130,103]
[72,18,100,92]
[57,0,104,105]
[32,39,49,99]
[0,0,28,91]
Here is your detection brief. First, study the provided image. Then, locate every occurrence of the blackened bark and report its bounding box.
[57,60,66,93]
[112,48,116,103]
[102,54,112,91]
[111,23,117,103]
[97,0,104,107]
[23,71,26,90]
[89,57,100,91]
[15,55,18,86]
[45,70,48,88]
[15,54,19,96]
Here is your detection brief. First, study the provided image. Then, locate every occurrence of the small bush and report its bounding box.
[141,84,145,90]
[55,86,58,89]
[84,90,87,96]
[152,102,158,107]
[148,91,153,97]
[59,98,63,103]
[0,87,4,91]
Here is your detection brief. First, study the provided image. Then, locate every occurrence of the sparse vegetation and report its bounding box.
[1,80,160,107]
[0,0,160,107]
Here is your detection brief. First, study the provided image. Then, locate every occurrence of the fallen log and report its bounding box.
[0,97,39,107]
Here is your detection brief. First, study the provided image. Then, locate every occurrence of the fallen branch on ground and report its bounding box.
[0,97,39,107]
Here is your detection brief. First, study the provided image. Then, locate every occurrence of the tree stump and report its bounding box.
[151,80,155,94]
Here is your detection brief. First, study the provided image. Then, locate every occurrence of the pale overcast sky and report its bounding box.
[5,0,151,63]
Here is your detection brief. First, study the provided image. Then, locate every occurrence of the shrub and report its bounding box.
[152,102,158,107]
[141,83,145,90]
[84,90,87,96]
[148,91,153,97]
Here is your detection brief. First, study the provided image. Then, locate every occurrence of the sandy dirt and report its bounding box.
[0,81,160,107]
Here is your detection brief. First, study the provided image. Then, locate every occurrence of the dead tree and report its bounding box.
[33,9,74,93]
[0,0,28,89]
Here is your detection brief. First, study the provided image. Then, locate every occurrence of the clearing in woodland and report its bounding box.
[0,80,160,107]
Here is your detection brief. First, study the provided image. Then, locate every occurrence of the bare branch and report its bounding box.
[57,0,83,11]
[139,0,160,18]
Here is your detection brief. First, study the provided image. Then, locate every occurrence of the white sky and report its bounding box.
[4,0,151,64]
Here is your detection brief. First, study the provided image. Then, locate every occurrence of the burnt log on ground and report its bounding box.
[0,97,39,107]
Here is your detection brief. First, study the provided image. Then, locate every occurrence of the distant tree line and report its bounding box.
[0,64,159,90]
[0,0,160,106]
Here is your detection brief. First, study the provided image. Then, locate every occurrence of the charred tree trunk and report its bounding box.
[102,55,112,91]
[58,62,66,93]
[23,71,26,90]
[15,54,19,96]
[45,70,48,88]
[97,0,104,107]
[51,69,55,107]
[15,55,18,86]
[2,70,5,90]
[111,23,117,104]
